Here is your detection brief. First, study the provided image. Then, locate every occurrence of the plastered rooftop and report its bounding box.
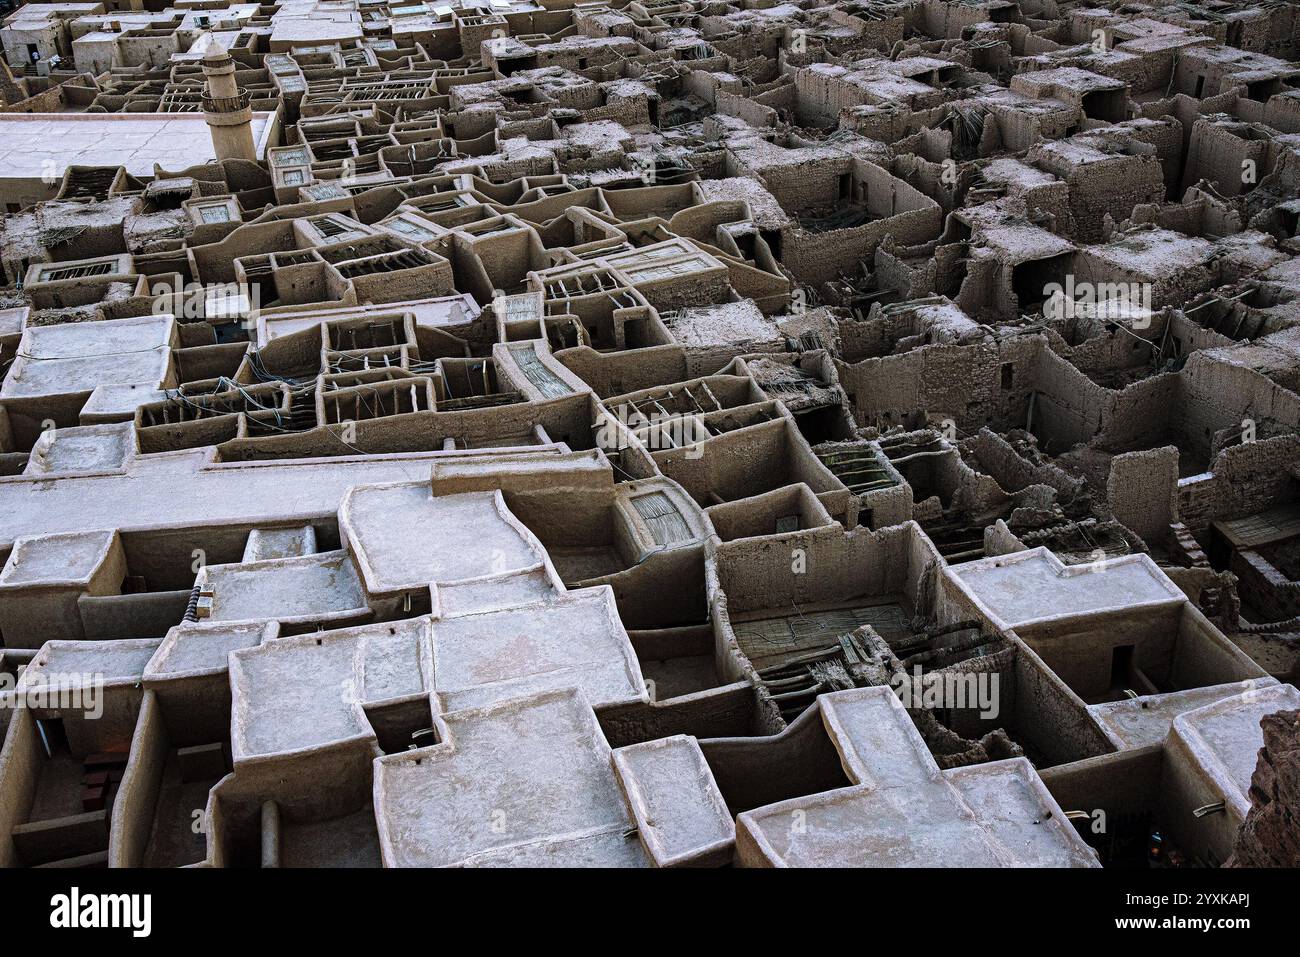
[0,111,275,185]
[0,0,1297,876]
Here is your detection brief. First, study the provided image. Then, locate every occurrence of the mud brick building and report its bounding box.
[0,0,1297,872]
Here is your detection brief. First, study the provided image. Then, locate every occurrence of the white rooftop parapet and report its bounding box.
[372,687,732,867]
[735,686,1101,867]
[944,546,1187,631]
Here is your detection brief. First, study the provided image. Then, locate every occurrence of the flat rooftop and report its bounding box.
[0,112,276,183]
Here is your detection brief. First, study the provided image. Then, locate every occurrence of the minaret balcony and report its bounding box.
[203,91,252,114]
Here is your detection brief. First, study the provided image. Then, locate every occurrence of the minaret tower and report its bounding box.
[201,42,257,163]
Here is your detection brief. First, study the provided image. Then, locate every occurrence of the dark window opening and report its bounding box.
[1011,253,1071,312]
[1110,644,1135,690]
[1080,88,1126,123]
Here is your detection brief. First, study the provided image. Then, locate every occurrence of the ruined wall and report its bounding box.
[1097,372,1183,453]
[1027,345,1106,452]
[966,428,1084,499]
[792,66,870,128]
[1227,709,1300,867]
[715,88,778,128]
[1045,153,1165,243]
[1180,349,1300,460]
[1106,446,1179,548]
[1183,119,1270,197]
[1177,436,1300,532]
[779,204,939,288]
[838,336,1041,434]
[1232,548,1300,622]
